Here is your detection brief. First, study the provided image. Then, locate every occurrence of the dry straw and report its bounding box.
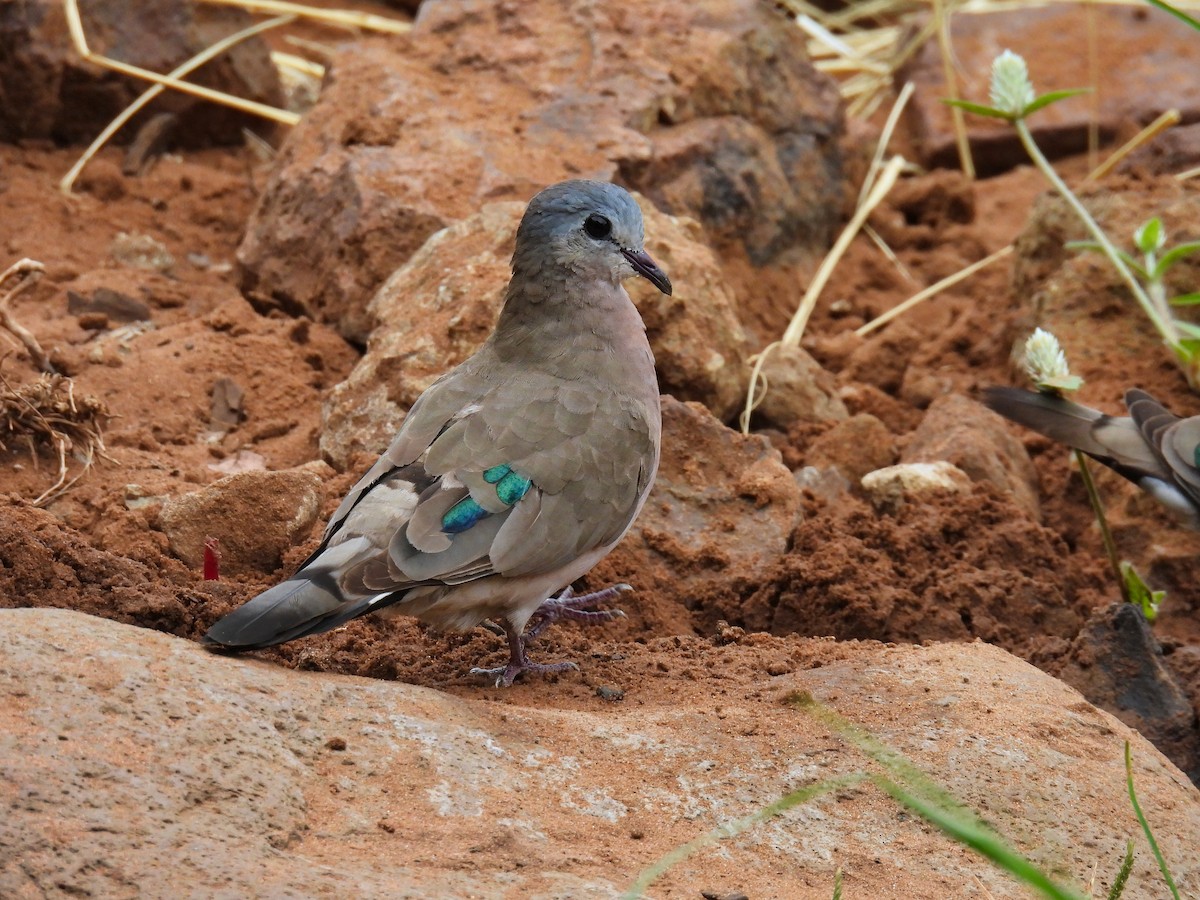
[59,0,409,192]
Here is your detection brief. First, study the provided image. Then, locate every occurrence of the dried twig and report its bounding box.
[62,0,300,127]
[60,13,296,194]
[0,259,54,374]
[0,360,113,507]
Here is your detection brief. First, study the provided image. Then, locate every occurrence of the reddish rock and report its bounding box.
[237,0,844,341]
[752,344,848,429]
[158,462,330,575]
[903,393,1041,519]
[901,4,1200,173]
[805,413,896,484]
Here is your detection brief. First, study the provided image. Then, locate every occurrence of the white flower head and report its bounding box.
[1023,327,1082,394]
[989,50,1035,118]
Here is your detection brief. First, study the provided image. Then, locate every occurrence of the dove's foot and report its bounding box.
[471,584,631,687]
[524,583,630,640]
[470,617,580,687]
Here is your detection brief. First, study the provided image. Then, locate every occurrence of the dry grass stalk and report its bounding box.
[0,363,113,507]
[0,259,54,374]
[932,0,976,178]
[739,154,907,433]
[60,14,296,194]
[1084,108,1181,184]
[856,244,1014,336]
[62,0,300,128]
[199,0,411,34]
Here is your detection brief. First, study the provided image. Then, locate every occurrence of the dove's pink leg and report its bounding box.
[471,584,630,686]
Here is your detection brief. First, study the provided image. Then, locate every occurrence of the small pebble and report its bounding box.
[595,685,624,702]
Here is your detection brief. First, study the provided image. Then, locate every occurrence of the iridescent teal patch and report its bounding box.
[496,471,532,505]
[483,464,511,484]
[442,496,488,533]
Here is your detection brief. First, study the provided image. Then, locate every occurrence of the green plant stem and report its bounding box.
[1073,450,1126,598]
[1012,118,1180,350]
[1125,742,1181,899]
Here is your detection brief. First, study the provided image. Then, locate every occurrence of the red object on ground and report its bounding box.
[203,538,221,581]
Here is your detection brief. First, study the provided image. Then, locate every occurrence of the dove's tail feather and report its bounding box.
[983,385,1173,486]
[982,386,1109,456]
[203,537,389,650]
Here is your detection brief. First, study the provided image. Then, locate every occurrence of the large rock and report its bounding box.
[320,199,751,468]
[3,608,1199,898]
[585,396,803,636]
[1055,602,1200,782]
[158,463,329,575]
[903,393,1042,519]
[237,0,844,341]
[0,0,283,146]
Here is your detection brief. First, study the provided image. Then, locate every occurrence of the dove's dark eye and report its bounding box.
[584,214,612,240]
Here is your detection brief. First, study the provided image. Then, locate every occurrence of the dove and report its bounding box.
[204,180,672,685]
[983,386,1200,528]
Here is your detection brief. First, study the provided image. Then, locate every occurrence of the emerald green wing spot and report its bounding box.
[496,471,532,506]
[483,464,511,484]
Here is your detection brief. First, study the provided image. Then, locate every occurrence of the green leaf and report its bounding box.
[1066,241,1144,276]
[1173,325,1200,342]
[1106,841,1134,900]
[1035,374,1084,394]
[1024,88,1091,116]
[1168,292,1200,306]
[1156,241,1200,275]
[1120,561,1164,622]
[1134,218,1165,255]
[1145,0,1200,31]
[942,99,1013,120]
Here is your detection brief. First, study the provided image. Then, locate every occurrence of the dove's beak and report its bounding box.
[622,248,673,296]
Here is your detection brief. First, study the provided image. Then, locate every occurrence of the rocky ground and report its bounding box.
[2,0,1200,897]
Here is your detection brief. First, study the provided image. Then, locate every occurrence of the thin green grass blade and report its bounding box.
[872,774,1085,900]
[1145,0,1200,31]
[941,98,1012,120]
[793,694,1085,900]
[622,773,866,898]
[1125,742,1181,899]
[1024,88,1091,115]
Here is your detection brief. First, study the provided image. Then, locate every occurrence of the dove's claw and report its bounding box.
[524,584,630,640]
[472,584,631,685]
[470,659,579,688]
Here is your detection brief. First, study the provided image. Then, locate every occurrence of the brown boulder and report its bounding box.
[237,0,844,341]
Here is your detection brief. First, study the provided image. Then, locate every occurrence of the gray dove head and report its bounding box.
[514,180,672,296]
